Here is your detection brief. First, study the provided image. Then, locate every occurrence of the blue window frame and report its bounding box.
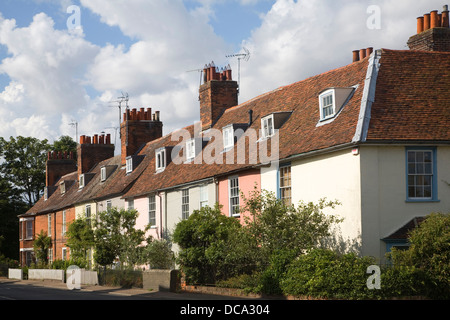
[405,147,438,202]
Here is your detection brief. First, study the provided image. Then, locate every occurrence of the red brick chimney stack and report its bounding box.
[46,151,77,187]
[120,108,163,166]
[200,62,238,131]
[408,5,450,52]
[77,133,115,177]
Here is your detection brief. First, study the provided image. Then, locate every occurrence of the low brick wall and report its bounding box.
[143,270,180,292]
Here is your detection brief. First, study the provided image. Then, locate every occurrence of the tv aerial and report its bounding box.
[69,120,78,144]
[226,47,251,95]
[108,92,129,138]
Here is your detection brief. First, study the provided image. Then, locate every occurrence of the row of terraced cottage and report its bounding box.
[18,7,450,268]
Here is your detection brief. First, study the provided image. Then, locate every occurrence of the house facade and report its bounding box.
[19,6,450,266]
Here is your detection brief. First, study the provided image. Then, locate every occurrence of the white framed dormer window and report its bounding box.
[60,181,66,195]
[101,167,107,182]
[186,139,195,161]
[320,89,335,120]
[126,157,133,174]
[156,148,166,171]
[79,174,85,189]
[261,115,274,139]
[223,125,234,150]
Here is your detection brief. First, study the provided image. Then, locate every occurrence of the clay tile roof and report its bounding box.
[366,49,450,142]
[123,57,370,198]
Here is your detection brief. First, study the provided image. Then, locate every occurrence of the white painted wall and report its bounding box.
[360,145,450,260]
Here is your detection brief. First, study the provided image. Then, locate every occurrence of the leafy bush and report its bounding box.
[281,249,377,299]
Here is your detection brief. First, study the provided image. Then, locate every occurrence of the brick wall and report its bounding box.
[408,27,450,52]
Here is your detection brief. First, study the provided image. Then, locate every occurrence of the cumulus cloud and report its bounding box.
[0,0,446,147]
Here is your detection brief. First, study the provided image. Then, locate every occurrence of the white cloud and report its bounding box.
[0,0,446,147]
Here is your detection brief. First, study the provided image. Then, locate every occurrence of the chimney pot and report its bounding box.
[366,47,374,57]
[417,16,424,33]
[80,135,86,145]
[442,7,450,28]
[93,134,98,144]
[352,50,360,62]
[430,10,439,29]
[359,49,367,60]
[424,13,431,30]
[155,111,160,121]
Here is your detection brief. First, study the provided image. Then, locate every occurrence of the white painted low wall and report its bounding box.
[28,269,64,282]
[80,269,98,286]
[8,269,23,280]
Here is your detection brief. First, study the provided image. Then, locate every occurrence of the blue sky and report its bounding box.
[0,0,445,150]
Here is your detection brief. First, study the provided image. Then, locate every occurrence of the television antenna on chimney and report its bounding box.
[108,92,129,138]
[226,47,251,95]
[69,120,78,144]
[105,126,119,146]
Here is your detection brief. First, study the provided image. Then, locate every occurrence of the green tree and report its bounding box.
[389,212,450,299]
[51,135,77,159]
[0,179,27,259]
[173,204,243,284]
[144,237,175,270]
[94,208,147,269]
[33,230,52,265]
[0,136,51,207]
[65,218,95,264]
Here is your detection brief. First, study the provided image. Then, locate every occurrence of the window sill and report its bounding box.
[405,199,440,203]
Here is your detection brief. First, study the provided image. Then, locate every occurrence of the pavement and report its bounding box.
[0,277,253,300]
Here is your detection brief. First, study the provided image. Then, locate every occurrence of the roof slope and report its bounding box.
[123,56,370,198]
[366,49,450,142]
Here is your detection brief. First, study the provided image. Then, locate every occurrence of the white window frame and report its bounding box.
[106,200,112,212]
[126,157,133,174]
[101,167,107,182]
[60,182,66,195]
[79,174,85,189]
[62,210,66,236]
[128,199,134,211]
[182,189,190,220]
[85,204,91,226]
[156,148,166,171]
[26,220,33,239]
[148,194,156,227]
[223,125,234,149]
[186,139,195,161]
[261,115,274,139]
[319,89,336,120]
[62,247,67,261]
[228,176,240,217]
[200,184,208,208]
[48,214,52,237]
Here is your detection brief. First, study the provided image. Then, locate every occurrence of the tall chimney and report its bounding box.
[408,6,450,52]
[78,133,115,177]
[200,62,238,131]
[46,151,77,187]
[121,108,163,166]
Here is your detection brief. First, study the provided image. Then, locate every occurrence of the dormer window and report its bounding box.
[156,148,166,171]
[101,167,107,182]
[186,139,195,161]
[320,91,334,119]
[60,181,66,195]
[223,125,234,149]
[126,157,133,174]
[261,115,274,139]
[79,174,85,189]
[318,87,356,122]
